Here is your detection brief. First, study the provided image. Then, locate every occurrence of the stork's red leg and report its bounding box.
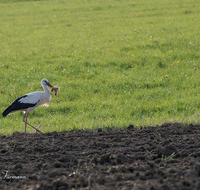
[22,112,43,138]
[26,122,43,134]
[23,112,28,140]
[26,113,43,133]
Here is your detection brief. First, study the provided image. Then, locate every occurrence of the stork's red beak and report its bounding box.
[47,82,53,88]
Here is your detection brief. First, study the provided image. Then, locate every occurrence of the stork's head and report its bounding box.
[41,79,53,88]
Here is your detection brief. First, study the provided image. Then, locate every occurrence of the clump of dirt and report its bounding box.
[1,123,200,189]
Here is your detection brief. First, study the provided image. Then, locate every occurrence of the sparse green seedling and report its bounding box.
[161,152,177,161]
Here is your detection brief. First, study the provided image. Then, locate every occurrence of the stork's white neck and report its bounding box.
[41,83,50,94]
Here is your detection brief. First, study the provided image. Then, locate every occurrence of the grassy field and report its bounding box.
[0,0,200,135]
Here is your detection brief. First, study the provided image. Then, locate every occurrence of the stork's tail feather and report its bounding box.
[2,105,14,117]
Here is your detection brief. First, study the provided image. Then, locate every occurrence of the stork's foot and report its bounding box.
[35,129,43,134]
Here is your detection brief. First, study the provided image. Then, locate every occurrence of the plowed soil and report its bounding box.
[1,122,200,190]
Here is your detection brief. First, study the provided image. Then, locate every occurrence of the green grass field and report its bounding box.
[0,0,200,135]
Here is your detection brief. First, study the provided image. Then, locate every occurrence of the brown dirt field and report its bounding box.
[1,122,200,190]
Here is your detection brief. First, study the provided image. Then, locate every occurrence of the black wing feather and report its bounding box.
[2,95,38,117]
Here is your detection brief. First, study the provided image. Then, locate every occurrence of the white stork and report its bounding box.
[2,79,54,139]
